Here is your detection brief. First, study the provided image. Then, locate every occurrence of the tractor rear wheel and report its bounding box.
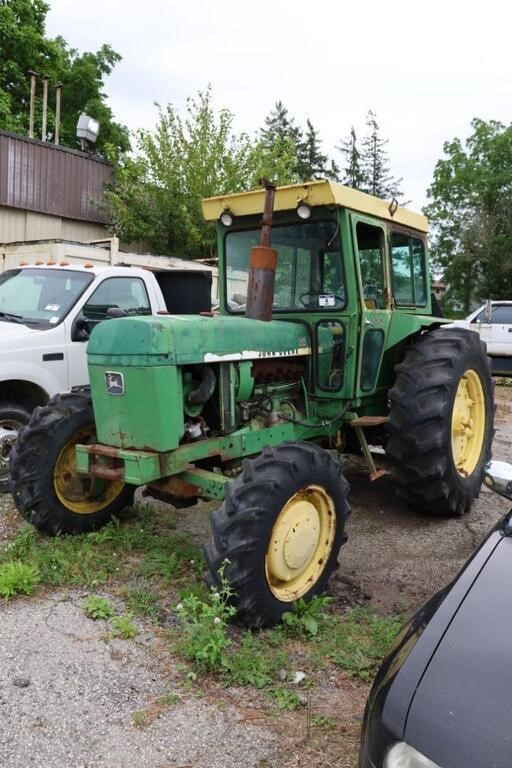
[386,328,494,516]
[204,441,350,628]
[10,391,134,535]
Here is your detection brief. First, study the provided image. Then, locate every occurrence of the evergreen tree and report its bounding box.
[260,100,302,151]
[360,111,403,199]
[297,118,335,180]
[337,126,364,189]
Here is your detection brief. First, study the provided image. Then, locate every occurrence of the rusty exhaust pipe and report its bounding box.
[245,179,277,322]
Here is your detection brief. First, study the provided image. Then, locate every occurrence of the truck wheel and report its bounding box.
[10,392,134,535]
[0,402,32,494]
[204,441,350,628]
[386,328,494,516]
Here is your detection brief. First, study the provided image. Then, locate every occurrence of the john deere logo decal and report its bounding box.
[105,371,124,396]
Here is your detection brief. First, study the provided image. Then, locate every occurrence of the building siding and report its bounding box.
[0,130,113,223]
[0,206,109,244]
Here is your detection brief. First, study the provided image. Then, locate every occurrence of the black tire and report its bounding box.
[386,328,494,516]
[0,401,32,493]
[204,441,350,628]
[10,391,135,535]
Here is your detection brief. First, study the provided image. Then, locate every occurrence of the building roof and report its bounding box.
[201,180,428,233]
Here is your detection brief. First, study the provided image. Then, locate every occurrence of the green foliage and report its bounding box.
[316,607,402,681]
[0,506,200,608]
[0,0,128,158]
[425,118,512,310]
[281,596,333,638]
[337,126,365,189]
[271,687,303,711]
[224,632,280,689]
[125,584,160,620]
[0,560,39,598]
[260,102,338,182]
[83,594,114,620]
[109,612,137,639]
[312,714,337,729]
[336,112,404,201]
[173,563,237,671]
[105,87,258,258]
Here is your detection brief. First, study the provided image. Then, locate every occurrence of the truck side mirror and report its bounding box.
[71,316,90,342]
[105,307,128,319]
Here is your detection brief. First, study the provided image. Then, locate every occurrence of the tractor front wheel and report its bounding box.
[205,441,350,628]
[10,391,134,535]
[386,328,494,516]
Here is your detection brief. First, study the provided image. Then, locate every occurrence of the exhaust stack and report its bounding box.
[245,179,277,322]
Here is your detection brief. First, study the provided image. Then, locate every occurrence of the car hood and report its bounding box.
[405,534,512,768]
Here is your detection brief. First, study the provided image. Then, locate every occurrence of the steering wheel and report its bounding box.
[299,290,344,308]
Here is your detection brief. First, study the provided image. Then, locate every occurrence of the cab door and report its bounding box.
[350,216,391,397]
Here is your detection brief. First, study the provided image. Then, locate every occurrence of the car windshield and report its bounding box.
[0,268,94,328]
[225,220,345,312]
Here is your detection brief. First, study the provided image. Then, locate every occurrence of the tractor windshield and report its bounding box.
[225,219,345,312]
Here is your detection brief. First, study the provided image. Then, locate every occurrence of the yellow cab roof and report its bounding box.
[201,180,428,233]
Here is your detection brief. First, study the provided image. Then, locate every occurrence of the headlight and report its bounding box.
[384,742,441,768]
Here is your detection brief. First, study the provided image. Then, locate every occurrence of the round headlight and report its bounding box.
[296,203,312,220]
[220,210,234,227]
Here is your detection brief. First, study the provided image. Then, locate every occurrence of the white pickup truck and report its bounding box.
[0,239,214,489]
[451,300,512,376]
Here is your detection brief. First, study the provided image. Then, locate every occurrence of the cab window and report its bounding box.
[225,220,345,312]
[391,233,427,306]
[356,222,385,309]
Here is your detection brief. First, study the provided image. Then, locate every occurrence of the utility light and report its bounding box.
[76,113,100,146]
[296,203,312,220]
[220,210,234,227]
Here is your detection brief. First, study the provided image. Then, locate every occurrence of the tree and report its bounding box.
[104,88,299,258]
[297,119,339,181]
[0,0,129,158]
[360,110,403,199]
[337,126,364,189]
[260,100,302,154]
[426,118,512,312]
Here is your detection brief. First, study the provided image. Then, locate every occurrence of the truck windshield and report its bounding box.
[225,219,345,312]
[0,268,94,328]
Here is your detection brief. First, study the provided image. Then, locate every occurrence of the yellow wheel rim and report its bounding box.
[54,426,125,515]
[451,369,486,477]
[265,484,336,602]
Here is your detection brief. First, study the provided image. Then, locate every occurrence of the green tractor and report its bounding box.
[10,180,494,627]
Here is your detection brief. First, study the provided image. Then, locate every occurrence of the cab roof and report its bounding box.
[202,180,428,233]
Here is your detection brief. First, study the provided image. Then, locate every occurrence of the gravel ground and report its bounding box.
[0,592,275,768]
[0,385,511,767]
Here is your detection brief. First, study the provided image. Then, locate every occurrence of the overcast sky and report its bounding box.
[46,0,512,210]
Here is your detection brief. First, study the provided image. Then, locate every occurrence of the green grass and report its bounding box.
[83,595,115,620]
[109,613,138,639]
[2,503,403,710]
[311,607,403,681]
[0,505,202,611]
[170,583,403,704]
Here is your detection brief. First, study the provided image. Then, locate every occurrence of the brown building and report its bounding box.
[0,130,113,243]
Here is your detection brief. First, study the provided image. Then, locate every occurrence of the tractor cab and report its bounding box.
[202,181,434,404]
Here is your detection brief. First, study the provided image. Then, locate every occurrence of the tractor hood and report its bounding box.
[87,314,311,366]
